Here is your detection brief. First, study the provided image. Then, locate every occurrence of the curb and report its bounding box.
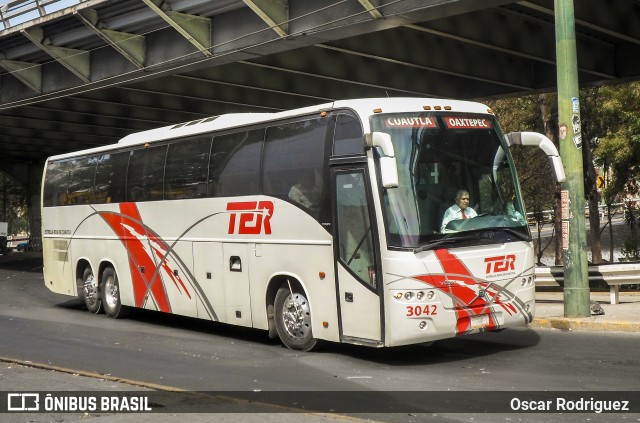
[531,318,640,332]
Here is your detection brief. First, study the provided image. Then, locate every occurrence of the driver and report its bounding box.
[441,189,477,232]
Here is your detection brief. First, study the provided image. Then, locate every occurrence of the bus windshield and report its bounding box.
[371,112,529,250]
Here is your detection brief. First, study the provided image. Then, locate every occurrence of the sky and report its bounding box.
[1,0,81,29]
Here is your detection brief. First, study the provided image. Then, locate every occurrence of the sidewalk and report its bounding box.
[532,290,640,332]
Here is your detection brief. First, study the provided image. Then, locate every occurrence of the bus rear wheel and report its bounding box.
[274,282,317,351]
[82,266,102,314]
[101,267,129,318]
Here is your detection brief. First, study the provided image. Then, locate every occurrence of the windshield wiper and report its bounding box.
[495,227,531,241]
[412,227,529,254]
[413,235,479,254]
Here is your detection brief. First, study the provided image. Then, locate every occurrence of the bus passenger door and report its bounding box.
[333,168,382,344]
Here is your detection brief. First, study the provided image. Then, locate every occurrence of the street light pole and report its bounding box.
[555,0,590,317]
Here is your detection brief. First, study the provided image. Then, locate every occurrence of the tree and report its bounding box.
[488,95,560,264]
[593,82,640,261]
[594,82,640,197]
[0,172,29,235]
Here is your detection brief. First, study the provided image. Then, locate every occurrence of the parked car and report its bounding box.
[16,242,31,252]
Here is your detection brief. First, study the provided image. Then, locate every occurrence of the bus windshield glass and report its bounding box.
[371,112,529,250]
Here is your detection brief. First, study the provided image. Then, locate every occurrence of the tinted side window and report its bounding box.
[165,137,212,200]
[66,156,97,205]
[94,151,129,204]
[263,117,328,218]
[333,114,364,156]
[210,129,264,197]
[127,145,168,202]
[43,161,69,207]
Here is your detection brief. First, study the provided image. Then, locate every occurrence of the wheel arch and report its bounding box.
[97,260,116,287]
[75,258,93,296]
[265,272,310,339]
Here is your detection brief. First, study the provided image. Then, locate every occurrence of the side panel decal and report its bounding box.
[99,203,189,312]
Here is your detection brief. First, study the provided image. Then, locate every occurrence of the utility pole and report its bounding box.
[555,0,590,317]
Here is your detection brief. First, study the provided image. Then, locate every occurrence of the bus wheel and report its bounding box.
[82,266,102,314]
[274,282,317,351]
[101,267,129,318]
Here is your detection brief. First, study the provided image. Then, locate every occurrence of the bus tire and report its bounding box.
[101,267,129,318]
[274,283,317,351]
[81,266,102,314]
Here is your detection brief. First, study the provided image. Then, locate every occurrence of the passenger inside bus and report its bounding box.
[288,170,321,213]
[441,189,477,232]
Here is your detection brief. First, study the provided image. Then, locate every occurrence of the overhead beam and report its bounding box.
[21,27,90,83]
[518,0,640,46]
[0,54,41,92]
[242,0,289,38]
[357,0,383,19]
[404,9,615,79]
[318,43,532,91]
[75,9,146,69]
[141,0,212,57]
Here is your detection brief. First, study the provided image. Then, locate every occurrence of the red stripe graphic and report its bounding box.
[99,203,191,312]
[414,249,519,334]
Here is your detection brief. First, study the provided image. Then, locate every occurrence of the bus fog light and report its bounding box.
[427,291,435,300]
[525,304,530,312]
[394,292,403,299]
[404,292,413,300]
[419,321,427,329]
[416,291,424,300]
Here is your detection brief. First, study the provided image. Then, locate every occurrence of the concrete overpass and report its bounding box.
[0,0,639,241]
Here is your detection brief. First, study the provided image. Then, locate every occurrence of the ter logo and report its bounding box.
[227,201,274,235]
[484,254,516,274]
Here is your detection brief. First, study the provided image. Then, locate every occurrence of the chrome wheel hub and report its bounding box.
[282,293,311,339]
[104,276,118,309]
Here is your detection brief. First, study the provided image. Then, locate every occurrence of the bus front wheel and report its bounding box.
[82,266,102,314]
[101,267,129,318]
[274,282,317,351]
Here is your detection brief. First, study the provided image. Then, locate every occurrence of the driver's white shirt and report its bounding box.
[441,205,477,232]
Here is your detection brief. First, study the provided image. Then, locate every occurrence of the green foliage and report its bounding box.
[593,82,640,201]
[488,82,640,213]
[487,95,557,215]
[621,202,640,261]
[0,172,29,235]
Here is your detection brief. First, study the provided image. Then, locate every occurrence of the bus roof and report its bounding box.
[46,98,492,161]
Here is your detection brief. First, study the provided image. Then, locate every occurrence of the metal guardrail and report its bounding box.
[535,262,640,305]
[526,200,637,225]
[0,0,80,30]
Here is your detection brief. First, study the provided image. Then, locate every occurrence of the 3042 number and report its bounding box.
[406,304,438,317]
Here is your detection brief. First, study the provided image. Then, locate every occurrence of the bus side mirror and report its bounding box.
[366,132,399,188]
[505,132,566,183]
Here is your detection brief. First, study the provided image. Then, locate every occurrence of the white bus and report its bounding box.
[41,98,564,351]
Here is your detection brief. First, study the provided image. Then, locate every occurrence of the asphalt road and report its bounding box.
[1,254,639,422]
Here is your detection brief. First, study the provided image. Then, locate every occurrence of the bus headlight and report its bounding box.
[416,291,424,300]
[394,292,403,300]
[404,292,413,300]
